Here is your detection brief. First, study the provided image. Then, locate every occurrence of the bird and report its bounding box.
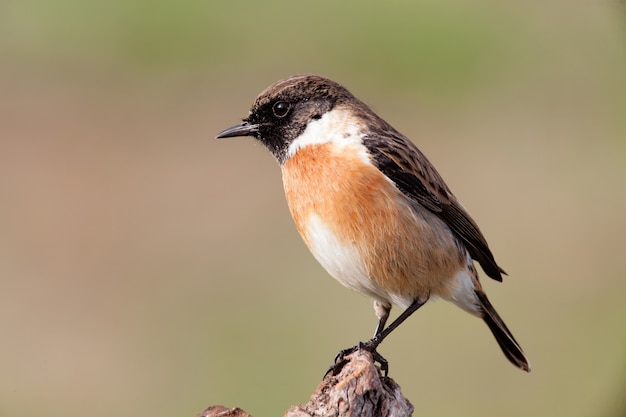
[216,74,530,373]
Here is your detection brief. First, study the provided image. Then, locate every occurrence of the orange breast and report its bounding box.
[281,142,465,302]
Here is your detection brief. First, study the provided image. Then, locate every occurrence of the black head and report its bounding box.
[216,75,357,164]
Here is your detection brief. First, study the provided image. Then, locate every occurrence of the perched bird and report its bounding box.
[217,74,530,373]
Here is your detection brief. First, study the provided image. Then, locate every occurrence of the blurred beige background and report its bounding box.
[1,1,625,416]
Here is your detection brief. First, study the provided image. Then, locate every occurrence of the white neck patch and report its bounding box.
[286,107,366,160]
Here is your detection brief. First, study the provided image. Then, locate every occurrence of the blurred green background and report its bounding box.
[1,1,625,416]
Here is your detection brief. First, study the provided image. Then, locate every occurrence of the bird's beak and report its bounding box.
[216,122,259,139]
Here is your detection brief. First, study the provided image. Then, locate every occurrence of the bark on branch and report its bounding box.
[198,350,413,417]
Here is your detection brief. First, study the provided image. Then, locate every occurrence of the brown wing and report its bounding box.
[364,131,506,282]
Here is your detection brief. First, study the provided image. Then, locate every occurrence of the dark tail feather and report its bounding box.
[475,290,531,372]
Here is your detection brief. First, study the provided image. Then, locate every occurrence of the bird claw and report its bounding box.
[334,345,359,363]
[323,341,389,378]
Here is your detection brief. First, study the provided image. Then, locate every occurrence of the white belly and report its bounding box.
[305,213,399,305]
[305,213,479,312]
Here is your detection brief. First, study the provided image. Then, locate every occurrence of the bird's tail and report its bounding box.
[475,290,531,372]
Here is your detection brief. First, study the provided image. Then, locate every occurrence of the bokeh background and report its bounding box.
[1,1,625,416]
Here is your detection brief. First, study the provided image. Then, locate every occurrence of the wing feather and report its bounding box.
[364,130,506,282]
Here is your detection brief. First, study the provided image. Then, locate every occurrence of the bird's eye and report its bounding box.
[272,101,291,118]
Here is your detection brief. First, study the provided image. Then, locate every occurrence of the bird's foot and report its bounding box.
[324,339,389,378]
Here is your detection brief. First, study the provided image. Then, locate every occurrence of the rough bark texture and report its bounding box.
[201,349,413,417]
[198,405,253,417]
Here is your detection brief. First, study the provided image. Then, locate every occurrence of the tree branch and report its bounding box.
[199,350,413,417]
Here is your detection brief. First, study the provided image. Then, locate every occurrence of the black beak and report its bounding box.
[216,122,259,139]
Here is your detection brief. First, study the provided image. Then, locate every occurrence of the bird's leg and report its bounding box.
[330,301,391,367]
[364,297,428,353]
[362,297,428,375]
[327,297,427,378]
[373,300,391,337]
